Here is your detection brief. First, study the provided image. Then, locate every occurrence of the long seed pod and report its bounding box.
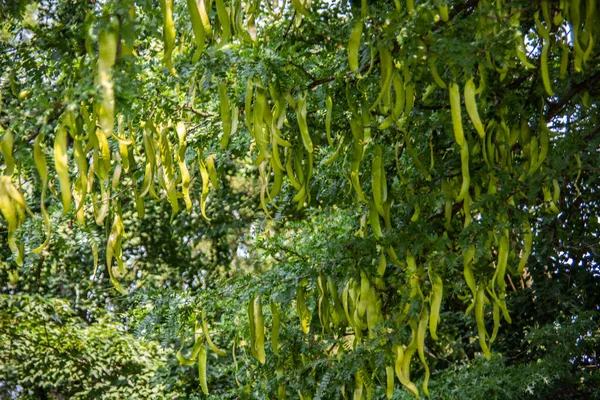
[187,0,206,61]
[348,21,363,72]
[106,214,127,294]
[456,138,471,202]
[1,128,14,175]
[296,283,311,335]
[393,345,419,398]
[54,126,71,214]
[202,314,227,357]
[372,144,385,216]
[370,44,393,110]
[429,274,443,340]
[254,296,266,364]
[32,135,51,253]
[517,220,533,275]
[98,19,118,136]
[295,93,313,153]
[160,0,177,76]
[219,82,232,149]
[540,40,553,96]
[448,82,465,146]
[417,309,430,397]
[464,78,485,139]
[475,285,491,359]
[386,365,395,399]
[271,301,281,356]
[215,0,231,43]
[176,122,193,211]
[198,153,211,220]
[248,298,257,359]
[0,179,21,265]
[428,56,446,88]
[198,345,209,395]
[325,95,333,146]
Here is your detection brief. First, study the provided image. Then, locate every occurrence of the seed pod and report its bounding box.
[448,83,465,147]
[297,283,311,335]
[372,145,385,216]
[271,301,281,356]
[348,21,363,72]
[517,220,533,275]
[198,153,211,221]
[32,135,51,253]
[254,296,266,364]
[325,95,333,146]
[54,126,71,215]
[187,0,206,61]
[393,345,419,398]
[215,0,231,43]
[464,78,485,139]
[202,314,226,357]
[219,82,232,149]
[386,365,395,399]
[198,345,209,394]
[429,274,443,340]
[475,285,491,360]
[106,214,127,294]
[97,18,118,136]
[160,0,177,76]
[295,93,313,153]
[428,56,446,88]
[417,309,430,397]
[0,179,21,265]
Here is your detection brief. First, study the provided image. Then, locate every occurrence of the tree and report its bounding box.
[1,0,599,398]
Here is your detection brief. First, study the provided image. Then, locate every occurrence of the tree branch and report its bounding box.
[547,72,600,120]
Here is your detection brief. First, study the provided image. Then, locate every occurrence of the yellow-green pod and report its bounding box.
[1,128,15,175]
[219,82,232,149]
[417,309,430,397]
[393,345,419,398]
[97,19,118,136]
[202,314,227,357]
[197,154,211,221]
[198,345,209,394]
[448,82,465,146]
[475,285,491,359]
[187,0,206,61]
[0,180,20,265]
[160,0,177,76]
[54,126,71,215]
[296,93,313,153]
[271,301,281,356]
[254,296,266,364]
[297,284,311,335]
[176,122,193,211]
[464,78,485,139]
[248,298,257,359]
[429,274,443,340]
[517,220,533,275]
[369,202,383,239]
[32,135,51,253]
[348,21,363,72]
[372,145,384,216]
[325,95,333,146]
[215,0,231,43]
[386,365,394,399]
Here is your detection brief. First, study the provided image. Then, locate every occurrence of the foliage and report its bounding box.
[0,294,168,399]
[1,0,599,398]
